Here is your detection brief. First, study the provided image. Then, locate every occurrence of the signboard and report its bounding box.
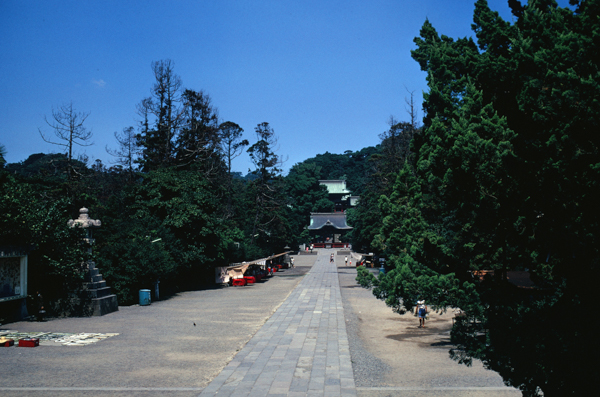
[0,256,27,302]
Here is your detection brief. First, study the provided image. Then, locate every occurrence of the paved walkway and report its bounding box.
[200,250,355,397]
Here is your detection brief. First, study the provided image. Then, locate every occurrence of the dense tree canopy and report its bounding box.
[284,162,332,247]
[302,146,380,195]
[3,4,598,392]
[356,1,600,395]
[0,167,92,315]
[1,60,259,308]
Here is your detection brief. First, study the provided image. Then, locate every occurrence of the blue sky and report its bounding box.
[0,0,571,174]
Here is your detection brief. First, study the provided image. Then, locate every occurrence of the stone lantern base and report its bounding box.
[84,261,118,316]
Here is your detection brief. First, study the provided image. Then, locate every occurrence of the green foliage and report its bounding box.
[243,123,290,253]
[95,218,177,305]
[350,119,421,253]
[296,147,382,252]
[355,265,376,289]
[2,146,245,309]
[135,60,182,171]
[347,192,381,253]
[5,153,89,182]
[219,121,248,174]
[247,122,282,181]
[356,1,600,395]
[176,89,223,175]
[95,167,239,302]
[284,162,331,247]
[302,146,381,195]
[0,172,91,315]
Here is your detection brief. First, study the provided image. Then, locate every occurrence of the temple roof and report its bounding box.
[308,212,352,230]
[319,180,351,195]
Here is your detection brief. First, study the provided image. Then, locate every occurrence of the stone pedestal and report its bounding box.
[68,208,118,316]
[84,262,118,316]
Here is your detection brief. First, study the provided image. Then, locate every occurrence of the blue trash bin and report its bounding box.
[379,266,386,275]
[139,289,151,306]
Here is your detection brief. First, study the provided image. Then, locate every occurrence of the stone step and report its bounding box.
[87,286,113,299]
[80,261,119,316]
[91,274,103,283]
[90,294,119,316]
[86,280,107,290]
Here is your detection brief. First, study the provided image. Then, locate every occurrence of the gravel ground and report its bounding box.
[0,252,521,397]
[0,256,315,397]
[338,268,391,387]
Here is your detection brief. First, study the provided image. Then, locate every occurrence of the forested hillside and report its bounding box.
[0,145,380,309]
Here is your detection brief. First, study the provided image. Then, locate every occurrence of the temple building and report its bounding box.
[307,180,358,248]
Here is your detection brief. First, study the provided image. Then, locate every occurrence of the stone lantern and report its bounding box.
[68,207,101,228]
[68,207,101,254]
[68,208,118,316]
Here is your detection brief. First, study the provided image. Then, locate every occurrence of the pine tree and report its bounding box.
[361,1,600,395]
[246,122,289,251]
[175,89,222,176]
[136,60,183,171]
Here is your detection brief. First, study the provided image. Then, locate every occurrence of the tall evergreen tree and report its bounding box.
[219,121,248,216]
[175,89,222,175]
[358,1,600,395]
[136,60,183,171]
[0,144,7,168]
[219,121,248,176]
[246,122,289,251]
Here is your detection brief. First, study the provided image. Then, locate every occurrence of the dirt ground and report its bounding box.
[0,252,522,396]
[337,259,521,397]
[0,257,316,397]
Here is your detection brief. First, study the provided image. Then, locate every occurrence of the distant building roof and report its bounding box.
[308,212,352,230]
[319,180,351,195]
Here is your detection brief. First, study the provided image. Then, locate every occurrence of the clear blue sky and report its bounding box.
[0,0,571,175]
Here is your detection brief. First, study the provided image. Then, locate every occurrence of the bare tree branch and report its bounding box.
[38,102,93,178]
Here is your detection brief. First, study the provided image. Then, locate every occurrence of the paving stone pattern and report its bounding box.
[199,251,356,397]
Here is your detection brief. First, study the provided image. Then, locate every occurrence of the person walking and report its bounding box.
[416,300,427,328]
[344,256,348,266]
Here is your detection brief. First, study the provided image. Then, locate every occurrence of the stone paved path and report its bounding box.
[199,250,356,397]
